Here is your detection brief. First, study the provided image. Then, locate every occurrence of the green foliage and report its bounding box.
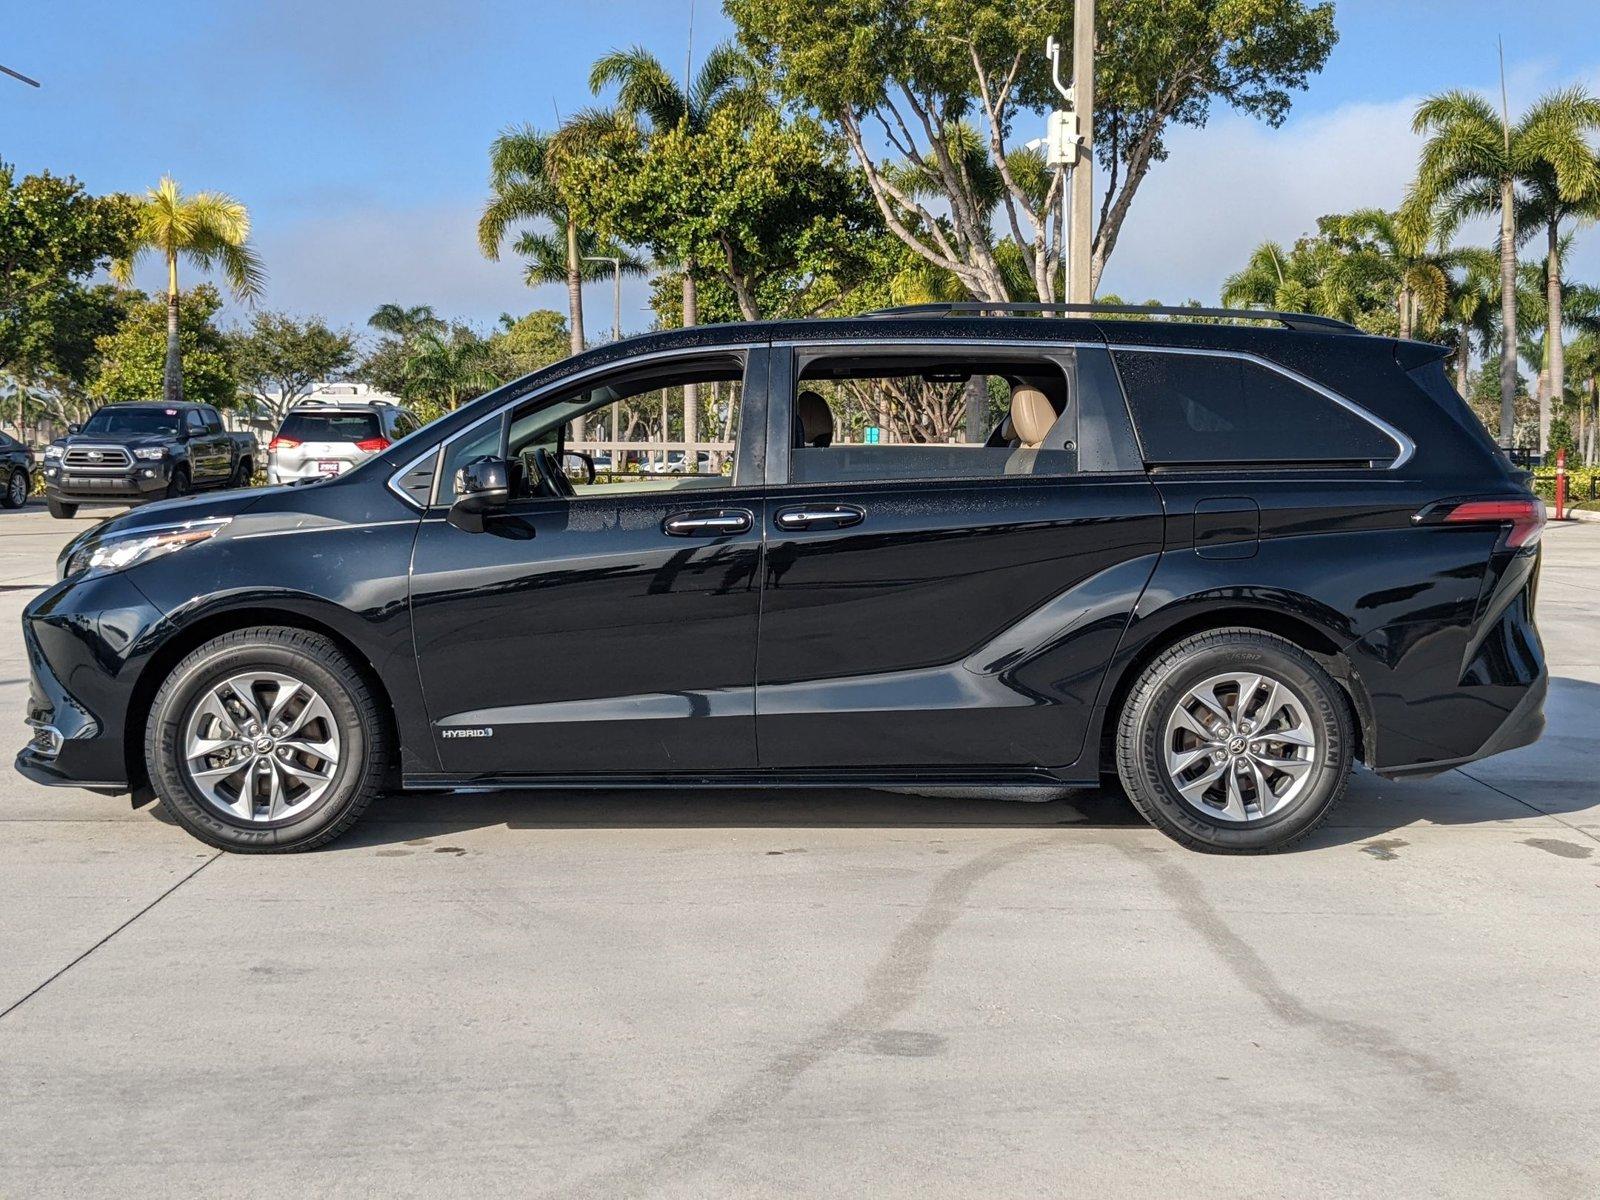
[0,163,136,378]
[728,0,1337,297]
[563,109,880,320]
[90,285,236,408]
[1548,415,1576,453]
[492,309,570,375]
[228,312,358,421]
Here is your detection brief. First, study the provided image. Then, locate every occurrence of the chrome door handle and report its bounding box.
[774,504,866,531]
[662,508,754,537]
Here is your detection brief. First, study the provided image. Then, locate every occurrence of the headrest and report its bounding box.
[1009,384,1055,449]
[796,390,834,448]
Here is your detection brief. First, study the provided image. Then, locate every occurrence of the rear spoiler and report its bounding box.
[1393,339,1452,370]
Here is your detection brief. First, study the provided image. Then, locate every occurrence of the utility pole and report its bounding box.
[583,255,623,447]
[1068,0,1095,303]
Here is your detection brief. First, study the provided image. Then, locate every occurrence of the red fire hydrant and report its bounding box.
[1554,448,1567,521]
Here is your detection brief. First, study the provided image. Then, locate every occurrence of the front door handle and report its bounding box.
[773,503,866,532]
[662,508,754,537]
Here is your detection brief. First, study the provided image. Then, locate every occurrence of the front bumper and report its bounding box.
[43,462,171,505]
[12,570,165,793]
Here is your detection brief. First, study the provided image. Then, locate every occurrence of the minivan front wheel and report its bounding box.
[145,627,388,852]
[1116,629,1351,853]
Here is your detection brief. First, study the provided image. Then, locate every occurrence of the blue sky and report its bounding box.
[4,1,1598,337]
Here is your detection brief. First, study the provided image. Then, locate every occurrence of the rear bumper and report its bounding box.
[1375,667,1546,779]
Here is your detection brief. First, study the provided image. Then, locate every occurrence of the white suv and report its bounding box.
[267,402,420,484]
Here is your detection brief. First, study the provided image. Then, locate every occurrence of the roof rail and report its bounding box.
[863,302,1362,334]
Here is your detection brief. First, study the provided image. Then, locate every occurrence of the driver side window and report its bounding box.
[506,356,745,500]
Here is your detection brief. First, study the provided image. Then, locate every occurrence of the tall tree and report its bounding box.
[111,177,264,405]
[728,0,1336,299]
[368,303,444,339]
[580,40,768,454]
[228,312,358,424]
[1409,88,1600,448]
[91,284,236,409]
[401,327,500,419]
[1513,88,1600,449]
[0,164,135,432]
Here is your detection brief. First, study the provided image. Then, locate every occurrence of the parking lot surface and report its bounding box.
[2,501,1598,1199]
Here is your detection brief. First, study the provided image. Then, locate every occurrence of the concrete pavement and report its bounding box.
[2,502,1597,1198]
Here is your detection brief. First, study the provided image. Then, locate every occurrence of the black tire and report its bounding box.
[1115,628,1352,853]
[229,458,251,488]
[46,496,77,519]
[145,627,389,852]
[166,467,191,499]
[2,467,27,509]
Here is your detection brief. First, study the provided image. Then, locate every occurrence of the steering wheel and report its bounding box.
[533,448,576,499]
[563,450,597,486]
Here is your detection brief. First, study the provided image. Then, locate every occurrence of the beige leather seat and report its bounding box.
[796,390,835,448]
[1004,383,1057,474]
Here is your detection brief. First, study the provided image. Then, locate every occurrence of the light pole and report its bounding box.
[1068,0,1095,303]
[583,255,623,451]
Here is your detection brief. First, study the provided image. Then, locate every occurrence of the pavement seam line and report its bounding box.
[0,851,222,1023]
[1453,768,1600,847]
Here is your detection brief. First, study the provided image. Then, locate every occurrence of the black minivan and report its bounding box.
[16,306,1546,853]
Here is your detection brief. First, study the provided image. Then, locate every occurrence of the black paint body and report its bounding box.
[16,317,1546,800]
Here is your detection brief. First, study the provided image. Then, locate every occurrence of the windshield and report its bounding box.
[279,412,382,443]
[80,407,183,437]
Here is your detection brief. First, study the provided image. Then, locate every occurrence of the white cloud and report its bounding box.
[1098,67,1600,306]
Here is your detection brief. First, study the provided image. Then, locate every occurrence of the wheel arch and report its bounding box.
[124,605,401,797]
[1094,600,1375,772]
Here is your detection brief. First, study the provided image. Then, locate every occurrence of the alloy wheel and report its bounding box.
[182,671,341,823]
[1162,670,1318,822]
[8,470,26,506]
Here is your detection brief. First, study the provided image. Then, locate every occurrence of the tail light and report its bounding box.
[267,436,299,451]
[1415,496,1546,548]
[354,437,391,452]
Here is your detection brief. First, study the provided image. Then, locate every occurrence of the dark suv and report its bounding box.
[15,306,1546,853]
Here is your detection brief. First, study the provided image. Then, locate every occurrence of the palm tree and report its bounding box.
[402,330,500,415]
[1323,208,1480,339]
[478,124,642,441]
[111,176,264,404]
[1441,248,1500,400]
[583,42,766,458]
[1514,87,1600,448]
[368,303,444,340]
[1409,87,1600,449]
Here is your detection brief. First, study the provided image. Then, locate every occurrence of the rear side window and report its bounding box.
[1113,349,1398,466]
[279,412,382,443]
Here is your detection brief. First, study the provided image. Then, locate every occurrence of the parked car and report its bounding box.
[267,400,420,484]
[40,402,258,519]
[0,431,34,509]
[17,304,1546,854]
[640,451,713,475]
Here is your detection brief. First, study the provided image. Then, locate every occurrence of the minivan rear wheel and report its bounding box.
[145,627,388,852]
[1115,629,1351,853]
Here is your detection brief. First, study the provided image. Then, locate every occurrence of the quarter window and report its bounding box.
[1112,349,1398,466]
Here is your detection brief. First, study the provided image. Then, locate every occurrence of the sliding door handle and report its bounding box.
[774,503,866,532]
[663,508,754,537]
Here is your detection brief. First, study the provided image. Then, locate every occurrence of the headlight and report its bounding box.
[60,518,229,581]
[132,447,166,461]
[44,445,63,460]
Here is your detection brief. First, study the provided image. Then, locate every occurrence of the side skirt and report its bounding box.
[399,767,1091,801]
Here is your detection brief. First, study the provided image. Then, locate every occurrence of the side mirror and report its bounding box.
[447,455,511,533]
[68,424,81,435]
